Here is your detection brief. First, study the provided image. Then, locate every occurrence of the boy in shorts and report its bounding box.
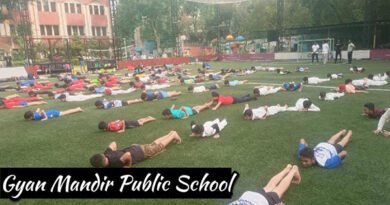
[229,164,301,205]
[98,116,156,133]
[298,129,352,169]
[24,107,83,121]
[89,131,181,168]
[162,102,213,119]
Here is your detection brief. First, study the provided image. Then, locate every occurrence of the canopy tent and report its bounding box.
[235,35,245,41]
[226,35,234,41]
[0,67,28,80]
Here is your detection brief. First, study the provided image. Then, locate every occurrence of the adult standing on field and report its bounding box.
[311,42,320,63]
[322,41,329,64]
[347,40,355,64]
[334,40,343,64]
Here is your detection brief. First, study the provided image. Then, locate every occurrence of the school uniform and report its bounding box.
[320,92,345,101]
[307,77,330,84]
[144,84,170,90]
[377,109,390,131]
[244,105,287,120]
[63,93,103,102]
[229,190,281,205]
[287,98,320,112]
[298,142,343,169]
[256,87,282,96]
[110,88,136,95]
[193,86,207,93]
[200,118,228,137]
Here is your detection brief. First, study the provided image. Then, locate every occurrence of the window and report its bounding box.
[79,26,84,36]
[53,26,59,35]
[70,3,75,13]
[72,26,78,35]
[40,25,45,35]
[37,1,42,11]
[92,27,95,36]
[46,25,52,35]
[50,2,56,12]
[96,27,101,36]
[76,4,81,14]
[94,5,99,15]
[102,27,106,36]
[65,3,69,13]
[67,26,72,36]
[9,25,16,34]
[43,0,49,12]
[100,6,104,15]
[89,5,93,14]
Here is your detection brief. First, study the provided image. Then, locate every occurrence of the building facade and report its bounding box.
[0,0,112,59]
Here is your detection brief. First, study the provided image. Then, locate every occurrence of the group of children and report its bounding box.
[1,62,389,205]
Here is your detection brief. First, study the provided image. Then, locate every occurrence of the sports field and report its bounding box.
[1,60,390,205]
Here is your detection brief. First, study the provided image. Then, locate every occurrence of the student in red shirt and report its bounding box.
[210,91,257,111]
[66,83,85,91]
[33,82,53,90]
[1,100,47,109]
[98,116,156,133]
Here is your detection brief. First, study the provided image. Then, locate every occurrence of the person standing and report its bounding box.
[311,42,319,63]
[334,40,343,64]
[78,54,86,73]
[322,41,329,64]
[347,40,355,64]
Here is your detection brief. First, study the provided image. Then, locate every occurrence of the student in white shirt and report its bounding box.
[327,73,343,79]
[311,42,320,63]
[107,87,136,96]
[322,41,329,64]
[229,164,301,205]
[319,91,345,101]
[188,84,219,93]
[372,71,389,81]
[243,104,287,120]
[253,86,283,97]
[298,129,352,169]
[302,76,330,85]
[190,118,227,139]
[57,92,103,102]
[374,109,390,137]
[287,98,320,112]
[142,84,170,90]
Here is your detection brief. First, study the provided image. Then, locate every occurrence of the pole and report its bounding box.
[123,38,127,59]
[373,22,377,49]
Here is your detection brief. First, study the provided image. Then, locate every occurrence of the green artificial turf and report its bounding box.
[1,60,390,205]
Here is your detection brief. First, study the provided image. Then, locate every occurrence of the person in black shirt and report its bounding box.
[89,131,182,168]
[334,40,343,64]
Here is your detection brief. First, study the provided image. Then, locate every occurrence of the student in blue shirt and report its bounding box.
[282,82,303,92]
[224,80,247,86]
[24,107,83,121]
[297,129,352,169]
[162,102,212,120]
